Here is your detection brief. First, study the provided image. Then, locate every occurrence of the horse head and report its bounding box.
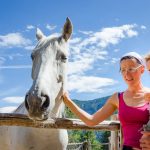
[25,18,72,121]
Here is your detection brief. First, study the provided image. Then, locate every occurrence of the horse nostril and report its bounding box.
[25,94,29,111]
[41,95,50,111]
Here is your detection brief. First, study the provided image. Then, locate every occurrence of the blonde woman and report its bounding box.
[140,54,150,150]
[145,54,150,72]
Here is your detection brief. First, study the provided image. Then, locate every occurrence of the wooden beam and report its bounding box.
[0,113,120,131]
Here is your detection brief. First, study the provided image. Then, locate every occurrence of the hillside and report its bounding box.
[65,95,112,148]
[73,95,110,114]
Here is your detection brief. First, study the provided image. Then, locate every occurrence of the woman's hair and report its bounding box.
[120,52,144,65]
[119,52,144,71]
[144,54,150,62]
[120,56,142,65]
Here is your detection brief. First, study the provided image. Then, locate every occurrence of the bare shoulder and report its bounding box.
[106,92,119,108]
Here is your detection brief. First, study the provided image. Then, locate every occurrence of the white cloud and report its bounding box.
[95,24,138,48]
[0,65,31,69]
[0,86,24,97]
[69,38,82,44]
[0,24,136,95]
[0,33,32,48]
[68,75,117,93]
[46,24,57,31]
[68,24,138,75]
[67,24,138,88]
[26,25,35,30]
[114,49,120,52]
[2,53,24,61]
[76,24,137,49]
[47,33,60,38]
[111,58,119,64]
[0,106,17,113]
[0,24,139,96]
[79,30,93,35]
[25,45,35,50]
[0,57,6,65]
[68,57,93,75]
[1,96,24,104]
[141,25,146,29]
[126,29,137,37]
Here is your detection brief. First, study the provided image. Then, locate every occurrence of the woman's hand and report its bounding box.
[62,92,71,103]
[144,93,150,102]
[133,91,150,102]
[140,131,150,150]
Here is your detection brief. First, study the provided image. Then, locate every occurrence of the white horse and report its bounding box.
[0,18,72,150]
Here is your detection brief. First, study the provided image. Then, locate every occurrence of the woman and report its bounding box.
[140,54,150,150]
[145,54,150,72]
[63,52,150,150]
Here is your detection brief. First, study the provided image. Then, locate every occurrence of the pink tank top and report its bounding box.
[118,92,149,149]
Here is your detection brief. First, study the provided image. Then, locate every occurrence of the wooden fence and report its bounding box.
[67,141,109,150]
[0,113,121,150]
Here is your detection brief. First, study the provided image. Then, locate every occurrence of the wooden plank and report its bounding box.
[110,114,120,150]
[0,113,120,131]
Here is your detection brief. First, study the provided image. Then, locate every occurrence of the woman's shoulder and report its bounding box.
[110,92,123,99]
[107,92,120,108]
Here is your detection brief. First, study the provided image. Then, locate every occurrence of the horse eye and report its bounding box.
[61,54,67,62]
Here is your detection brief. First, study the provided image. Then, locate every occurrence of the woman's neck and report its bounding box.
[127,82,144,93]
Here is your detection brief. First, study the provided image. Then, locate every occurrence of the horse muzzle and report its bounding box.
[25,92,50,120]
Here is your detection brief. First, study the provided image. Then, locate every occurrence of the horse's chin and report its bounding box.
[28,113,49,121]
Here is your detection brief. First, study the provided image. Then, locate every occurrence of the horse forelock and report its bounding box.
[32,36,68,58]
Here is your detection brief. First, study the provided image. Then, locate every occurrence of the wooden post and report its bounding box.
[119,126,123,150]
[83,141,88,150]
[110,114,120,150]
[83,141,91,150]
[88,141,91,150]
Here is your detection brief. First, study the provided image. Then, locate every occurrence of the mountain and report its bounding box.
[73,95,110,114]
[65,95,112,146]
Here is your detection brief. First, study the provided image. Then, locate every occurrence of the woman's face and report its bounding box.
[146,60,150,72]
[120,58,144,86]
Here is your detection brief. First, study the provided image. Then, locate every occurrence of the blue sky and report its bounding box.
[0,0,150,112]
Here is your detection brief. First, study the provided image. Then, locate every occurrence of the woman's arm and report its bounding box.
[63,92,118,127]
[140,131,150,150]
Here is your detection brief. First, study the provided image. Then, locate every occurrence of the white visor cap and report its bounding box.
[120,52,144,65]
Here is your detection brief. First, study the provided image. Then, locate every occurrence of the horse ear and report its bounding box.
[62,17,73,41]
[36,28,45,40]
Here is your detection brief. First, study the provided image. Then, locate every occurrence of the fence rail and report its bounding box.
[0,113,120,131]
[67,141,104,150]
[0,113,121,150]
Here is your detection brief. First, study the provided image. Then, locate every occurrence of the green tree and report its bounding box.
[65,106,102,149]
